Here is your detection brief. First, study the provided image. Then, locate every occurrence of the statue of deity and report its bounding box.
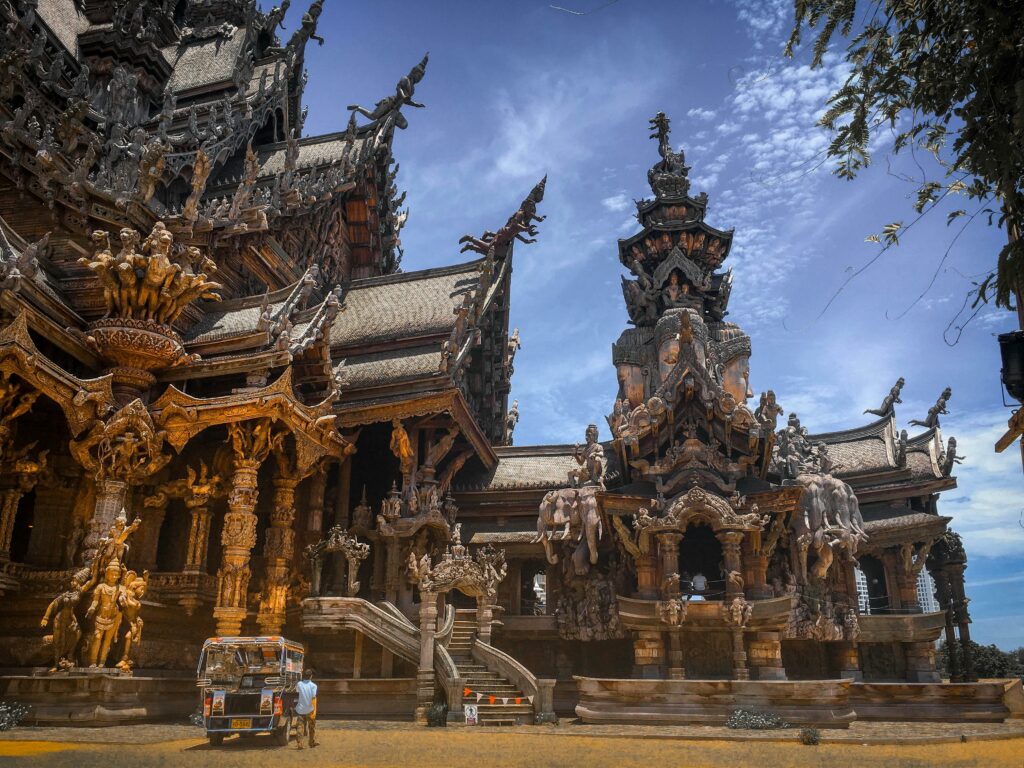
[568,424,606,490]
[84,560,125,668]
[115,570,149,673]
[661,270,690,308]
[40,568,89,671]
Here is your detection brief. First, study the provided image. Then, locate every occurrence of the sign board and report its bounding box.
[464,704,478,725]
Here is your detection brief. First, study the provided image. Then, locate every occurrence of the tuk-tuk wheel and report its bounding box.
[208,733,224,746]
[274,714,292,746]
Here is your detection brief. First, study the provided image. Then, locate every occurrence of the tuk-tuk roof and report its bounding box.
[201,636,304,653]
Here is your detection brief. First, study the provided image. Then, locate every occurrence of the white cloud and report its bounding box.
[601,193,631,212]
[687,107,717,121]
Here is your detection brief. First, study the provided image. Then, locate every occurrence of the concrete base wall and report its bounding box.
[851,679,1024,723]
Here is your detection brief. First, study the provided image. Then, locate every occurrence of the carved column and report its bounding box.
[667,630,685,679]
[836,642,862,681]
[930,566,961,681]
[415,590,438,723]
[632,630,665,679]
[635,552,658,599]
[947,562,975,681]
[656,532,682,588]
[304,464,327,552]
[0,487,22,561]
[134,492,167,571]
[731,629,749,680]
[184,500,213,574]
[258,473,300,635]
[214,420,274,636]
[476,594,495,645]
[718,531,745,599]
[82,477,129,564]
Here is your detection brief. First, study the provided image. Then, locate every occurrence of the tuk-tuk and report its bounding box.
[197,636,304,746]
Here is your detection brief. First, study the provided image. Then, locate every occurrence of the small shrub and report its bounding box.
[725,708,788,730]
[188,707,205,727]
[799,727,821,745]
[0,701,29,731]
[426,702,448,727]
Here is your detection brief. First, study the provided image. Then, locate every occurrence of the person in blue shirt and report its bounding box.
[294,668,318,749]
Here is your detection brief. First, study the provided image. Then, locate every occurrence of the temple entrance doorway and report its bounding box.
[677,523,723,599]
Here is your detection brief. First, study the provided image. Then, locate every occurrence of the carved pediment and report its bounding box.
[653,246,712,292]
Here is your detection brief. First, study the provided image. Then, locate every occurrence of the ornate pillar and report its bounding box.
[718,530,745,599]
[931,566,961,681]
[257,472,300,635]
[82,477,129,563]
[656,532,682,589]
[415,590,438,723]
[747,631,786,680]
[0,488,21,561]
[304,464,327,552]
[632,630,665,679]
[214,419,274,636]
[666,630,685,679]
[135,491,168,571]
[69,402,170,565]
[947,562,975,681]
[635,552,658,599]
[184,500,213,574]
[476,594,495,645]
[731,629,749,680]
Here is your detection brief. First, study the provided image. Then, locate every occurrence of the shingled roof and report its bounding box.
[339,344,442,388]
[810,416,896,476]
[331,261,481,349]
[454,444,621,492]
[164,27,248,93]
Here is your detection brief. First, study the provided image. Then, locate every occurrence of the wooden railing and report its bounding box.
[471,639,556,722]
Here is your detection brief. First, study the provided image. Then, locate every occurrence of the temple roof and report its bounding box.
[454,444,621,493]
[340,345,442,388]
[164,27,248,93]
[331,261,481,350]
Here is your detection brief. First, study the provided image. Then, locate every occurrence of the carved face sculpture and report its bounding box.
[721,352,753,405]
[585,424,598,446]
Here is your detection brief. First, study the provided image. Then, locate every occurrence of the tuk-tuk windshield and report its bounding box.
[203,643,282,684]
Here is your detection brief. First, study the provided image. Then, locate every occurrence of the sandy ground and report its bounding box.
[1,720,1023,768]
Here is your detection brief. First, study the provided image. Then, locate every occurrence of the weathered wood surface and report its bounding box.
[574,677,855,728]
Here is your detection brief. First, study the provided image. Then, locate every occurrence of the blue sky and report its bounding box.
[293,0,1023,648]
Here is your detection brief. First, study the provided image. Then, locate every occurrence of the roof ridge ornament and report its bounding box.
[346,53,429,132]
[647,112,690,198]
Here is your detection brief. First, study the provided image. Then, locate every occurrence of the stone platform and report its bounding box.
[0,671,420,726]
[0,670,197,726]
[574,677,856,727]
[574,676,1024,727]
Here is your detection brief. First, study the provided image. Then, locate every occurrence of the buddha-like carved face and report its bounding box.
[721,353,753,404]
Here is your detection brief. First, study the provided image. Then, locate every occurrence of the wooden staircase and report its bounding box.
[448,615,534,726]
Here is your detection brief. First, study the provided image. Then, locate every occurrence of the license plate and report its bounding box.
[229,718,252,729]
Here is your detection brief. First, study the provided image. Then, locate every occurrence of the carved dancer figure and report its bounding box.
[909,387,952,429]
[116,569,149,672]
[864,377,905,416]
[40,568,89,671]
[84,560,124,667]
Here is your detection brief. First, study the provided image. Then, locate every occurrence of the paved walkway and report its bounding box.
[1,719,1023,767]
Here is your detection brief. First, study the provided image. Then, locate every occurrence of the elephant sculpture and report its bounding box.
[536,487,603,573]
[790,472,867,583]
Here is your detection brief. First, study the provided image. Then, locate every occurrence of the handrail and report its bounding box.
[472,639,556,722]
[302,597,459,714]
[436,603,455,647]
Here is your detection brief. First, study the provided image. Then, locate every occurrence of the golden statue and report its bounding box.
[115,569,149,673]
[389,418,414,477]
[84,559,124,667]
[40,568,89,672]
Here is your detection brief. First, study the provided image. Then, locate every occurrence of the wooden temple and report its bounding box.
[0,0,1018,728]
